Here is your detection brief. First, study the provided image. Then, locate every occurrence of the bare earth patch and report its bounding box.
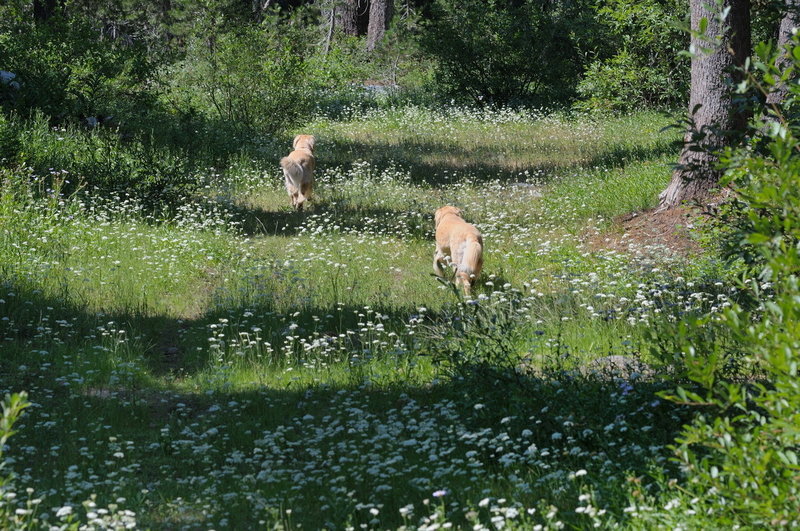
[590,205,702,256]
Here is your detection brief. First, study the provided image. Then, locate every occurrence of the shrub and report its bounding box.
[576,0,689,111]
[629,36,800,528]
[420,0,596,105]
[0,14,155,123]
[15,113,197,203]
[165,11,317,134]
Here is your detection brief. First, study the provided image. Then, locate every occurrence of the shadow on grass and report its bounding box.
[5,346,695,529]
[319,136,681,184]
[1,274,702,529]
[0,272,425,376]
[232,198,433,239]
[228,140,680,240]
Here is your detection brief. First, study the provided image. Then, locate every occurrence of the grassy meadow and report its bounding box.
[1,107,737,529]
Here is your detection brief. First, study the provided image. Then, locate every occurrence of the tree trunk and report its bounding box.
[340,0,361,36]
[366,0,393,51]
[323,6,336,55]
[657,0,751,211]
[766,0,800,107]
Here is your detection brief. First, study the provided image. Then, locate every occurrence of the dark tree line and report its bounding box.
[28,0,401,51]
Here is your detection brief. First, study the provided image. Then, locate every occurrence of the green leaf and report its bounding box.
[698,17,708,34]
[786,450,798,466]
[746,233,770,245]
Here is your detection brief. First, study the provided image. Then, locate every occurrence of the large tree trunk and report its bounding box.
[366,0,393,51]
[339,0,362,36]
[657,0,751,211]
[766,0,800,107]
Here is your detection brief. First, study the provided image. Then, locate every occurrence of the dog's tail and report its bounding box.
[280,156,308,208]
[456,236,483,295]
[280,156,301,177]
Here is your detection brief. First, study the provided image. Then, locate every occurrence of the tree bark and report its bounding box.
[339,0,361,36]
[657,0,751,211]
[323,6,336,55]
[766,0,800,107]
[366,0,393,51]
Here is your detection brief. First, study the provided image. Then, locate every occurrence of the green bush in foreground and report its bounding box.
[630,37,800,528]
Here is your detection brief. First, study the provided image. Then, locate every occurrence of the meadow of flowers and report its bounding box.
[0,108,743,528]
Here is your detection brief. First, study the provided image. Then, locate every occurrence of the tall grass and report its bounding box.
[0,108,737,528]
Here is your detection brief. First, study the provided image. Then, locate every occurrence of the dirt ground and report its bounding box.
[590,205,704,256]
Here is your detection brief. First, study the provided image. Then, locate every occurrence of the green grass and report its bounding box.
[0,108,730,529]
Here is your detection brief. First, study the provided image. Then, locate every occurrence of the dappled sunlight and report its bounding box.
[0,109,723,529]
[312,107,678,180]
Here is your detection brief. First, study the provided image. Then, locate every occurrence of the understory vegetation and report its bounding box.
[1,0,799,529]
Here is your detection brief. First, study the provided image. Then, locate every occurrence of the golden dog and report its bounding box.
[280,134,316,211]
[433,206,483,295]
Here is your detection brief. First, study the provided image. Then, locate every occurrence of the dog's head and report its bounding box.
[293,134,316,152]
[434,205,463,228]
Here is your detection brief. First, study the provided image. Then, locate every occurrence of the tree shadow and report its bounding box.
[1,272,701,530]
[5,336,695,529]
[231,198,434,239]
[319,135,681,185]
[225,136,679,240]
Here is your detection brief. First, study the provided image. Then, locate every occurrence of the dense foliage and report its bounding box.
[420,0,594,105]
[620,35,800,527]
[167,16,313,132]
[576,0,690,111]
[0,13,154,122]
[0,0,695,123]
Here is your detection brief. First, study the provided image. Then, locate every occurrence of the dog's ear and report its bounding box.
[293,135,302,149]
[305,135,316,151]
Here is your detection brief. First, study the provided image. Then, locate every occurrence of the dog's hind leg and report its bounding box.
[433,250,447,278]
[455,270,473,296]
[300,181,313,204]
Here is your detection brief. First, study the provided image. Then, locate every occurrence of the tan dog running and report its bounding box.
[433,206,483,295]
[280,134,316,211]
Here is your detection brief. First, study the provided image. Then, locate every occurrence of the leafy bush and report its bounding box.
[576,0,689,111]
[165,11,318,134]
[629,36,800,528]
[13,113,198,203]
[0,14,155,122]
[420,0,597,105]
